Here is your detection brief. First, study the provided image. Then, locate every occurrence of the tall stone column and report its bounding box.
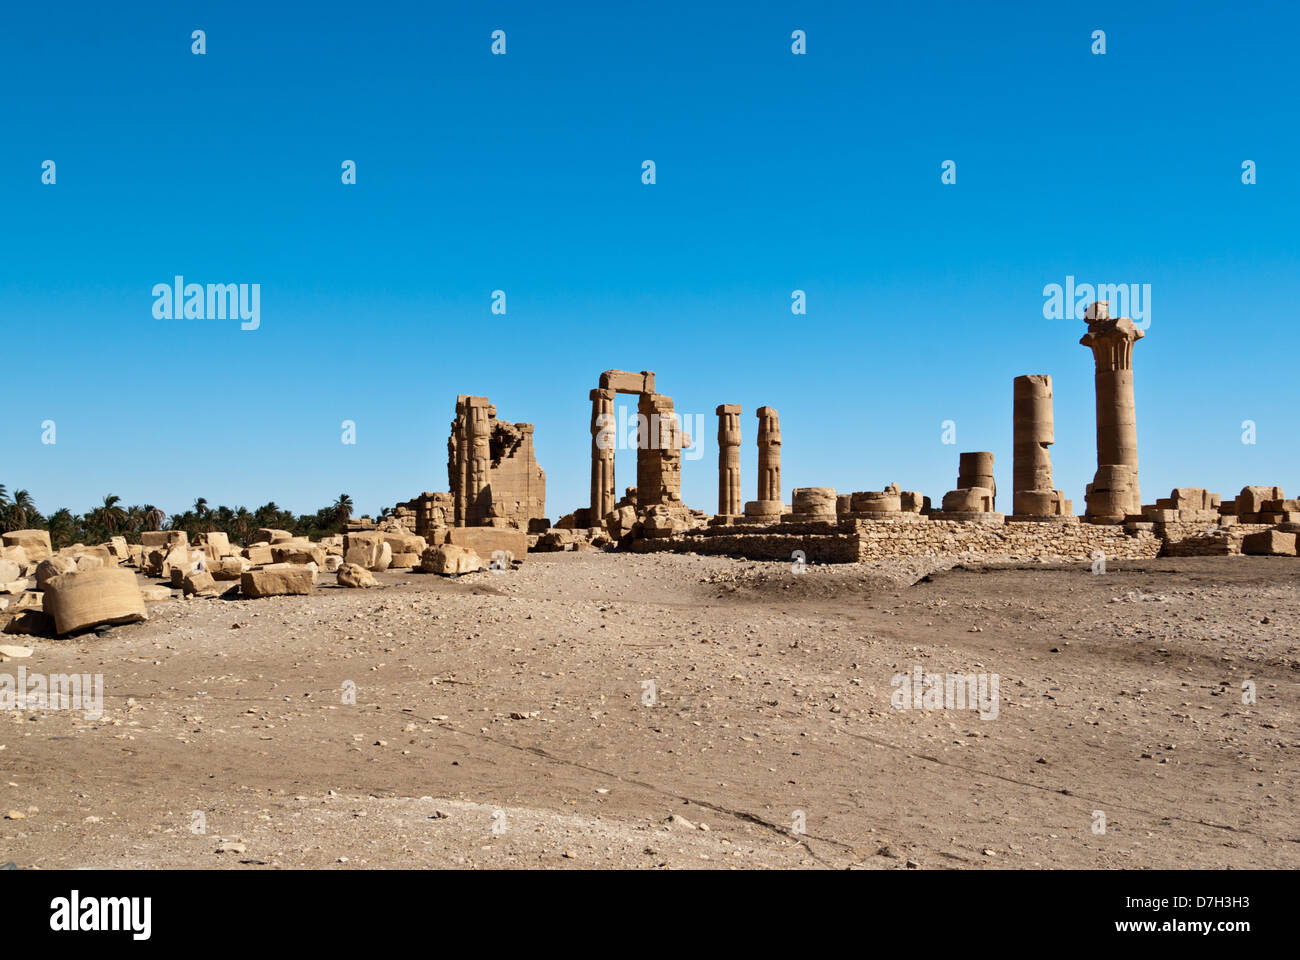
[464,396,492,525]
[589,388,616,522]
[450,400,466,526]
[1081,302,1143,520]
[756,406,782,503]
[1012,375,1069,517]
[716,404,742,517]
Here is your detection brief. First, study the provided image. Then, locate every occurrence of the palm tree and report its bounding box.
[143,505,166,532]
[333,494,354,523]
[232,506,252,544]
[47,508,78,549]
[6,490,37,531]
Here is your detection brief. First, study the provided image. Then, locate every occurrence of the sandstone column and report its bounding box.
[1012,375,1069,517]
[637,393,683,506]
[590,388,616,522]
[450,401,466,526]
[1081,302,1143,519]
[958,452,995,508]
[464,396,492,525]
[756,406,782,503]
[716,404,742,517]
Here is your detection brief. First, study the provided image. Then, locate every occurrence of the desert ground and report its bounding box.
[2,551,1296,869]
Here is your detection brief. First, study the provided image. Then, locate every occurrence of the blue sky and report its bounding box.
[2,1,1296,519]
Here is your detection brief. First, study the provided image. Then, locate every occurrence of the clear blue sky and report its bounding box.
[2,1,1296,519]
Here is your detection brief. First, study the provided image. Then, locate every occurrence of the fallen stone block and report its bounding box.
[243,544,273,565]
[0,545,29,565]
[447,527,528,563]
[272,543,326,567]
[254,528,294,544]
[343,531,383,568]
[211,556,250,581]
[200,531,233,561]
[0,559,23,584]
[141,531,187,550]
[337,563,377,588]
[1,530,51,562]
[0,579,32,595]
[419,544,483,576]
[240,564,315,598]
[389,552,420,568]
[1241,530,1297,556]
[141,586,174,602]
[35,557,77,590]
[182,571,218,596]
[43,568,148,636]
[323,555,343,573]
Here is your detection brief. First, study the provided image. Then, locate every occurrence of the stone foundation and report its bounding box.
[633,515,1163,564]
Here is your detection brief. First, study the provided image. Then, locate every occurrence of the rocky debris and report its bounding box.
[240,564,315,598]
[42,568,148,636]
[337,563,377,589]
[419,544,483,576]
[0,644,33,661]
[140,586,174,602]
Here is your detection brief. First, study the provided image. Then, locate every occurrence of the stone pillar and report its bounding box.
[756,406,782,503]
[1012,375,1071,517]
[464,396,492,525]
[957,452,995,509]
[637,393,684,507]
[590,388,616,522]
[716,404,742,517]
[449,400,465,526]
[1081,302,1143,520]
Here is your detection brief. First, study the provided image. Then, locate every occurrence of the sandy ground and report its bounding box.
[2,551,1297,869]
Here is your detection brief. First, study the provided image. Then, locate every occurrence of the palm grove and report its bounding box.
[0,487,370,549]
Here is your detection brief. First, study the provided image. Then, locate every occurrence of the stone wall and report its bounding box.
[633,515,1162,564]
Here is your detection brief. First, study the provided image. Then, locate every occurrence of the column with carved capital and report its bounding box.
[716,404,742,517]
[1081,302,1144,520]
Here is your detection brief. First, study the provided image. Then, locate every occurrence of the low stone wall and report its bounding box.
[852,517,1159,562]
[1159,522,1271,556]
[632,515,1162,564]
[634,521,859,563]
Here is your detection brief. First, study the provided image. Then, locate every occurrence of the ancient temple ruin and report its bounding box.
[395,396,545,537]
[397,304,1297,563]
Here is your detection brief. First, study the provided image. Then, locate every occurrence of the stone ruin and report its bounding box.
[4,299,1297,641]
